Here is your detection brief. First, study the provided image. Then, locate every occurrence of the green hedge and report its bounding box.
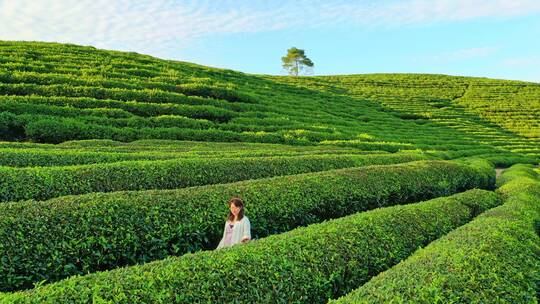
[0,99,134,120]
[320,139,414,153]
[0,160,493,291]
[0,149,176,167]
[331,172,540,303]
[24,117,114,143]
[0,100,216,130]
[6,113,320,145]
[0,83,239,111]
[176,83,258,103]
[0,146,389,168]
[476,154,539,167]
[0,189,501,302]
[0,112,25,140]
[495,163,539,187]
[16,114,237,144]
[0,95,238,123]
[0,153,428,202]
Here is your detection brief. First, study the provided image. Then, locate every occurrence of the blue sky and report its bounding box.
[1,0,539,82]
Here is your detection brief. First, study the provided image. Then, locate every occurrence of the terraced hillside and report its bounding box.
[0,41,538,303]
[1,41,539,165]
[271,74,540,163]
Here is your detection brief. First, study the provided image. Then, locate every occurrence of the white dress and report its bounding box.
[217,216,251,249]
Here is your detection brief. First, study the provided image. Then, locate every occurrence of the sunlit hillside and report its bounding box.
[0,41,538,303]
[1,41,539,165]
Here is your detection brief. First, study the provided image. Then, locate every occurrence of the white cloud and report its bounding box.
[0,0,281,56]
[0,0,539,57]
[367,0,540,26]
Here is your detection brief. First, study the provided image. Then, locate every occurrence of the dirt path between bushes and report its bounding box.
[495,168,505,180]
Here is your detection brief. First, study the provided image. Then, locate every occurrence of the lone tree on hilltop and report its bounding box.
[281,47,314,76]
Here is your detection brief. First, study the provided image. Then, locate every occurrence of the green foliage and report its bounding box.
[150,115,213,129]
[451,157,496,189]
[0,41,538,166]
[0,189,501,302]
[282,47,314,76]
[24,118,105,143]
[176,83,257,103]
[321,139,413,153]
[0,153,427,203]
[0,160,493,291]
[0,41,535,300]
[0,111,25,140]
[459,154,539,167]
[495,163,539,187]
[0,139,391,163]
[331,172,540,304]
[0,149,175,167]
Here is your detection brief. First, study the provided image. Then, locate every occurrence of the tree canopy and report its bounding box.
[281,47,314,76]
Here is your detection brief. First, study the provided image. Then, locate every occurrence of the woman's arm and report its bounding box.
[241,217,251,243]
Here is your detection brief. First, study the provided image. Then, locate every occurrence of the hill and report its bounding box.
[1,41,539,165]
[0,41,539,302]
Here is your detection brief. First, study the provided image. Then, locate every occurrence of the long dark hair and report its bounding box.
[227,197,245,222]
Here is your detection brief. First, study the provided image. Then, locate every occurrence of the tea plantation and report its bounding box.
[0,41,538,303]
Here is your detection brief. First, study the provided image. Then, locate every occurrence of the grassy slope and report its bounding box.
[0,41,539,164]
[0,41,537,300]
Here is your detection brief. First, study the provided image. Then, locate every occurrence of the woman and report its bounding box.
[217,197,251,249]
